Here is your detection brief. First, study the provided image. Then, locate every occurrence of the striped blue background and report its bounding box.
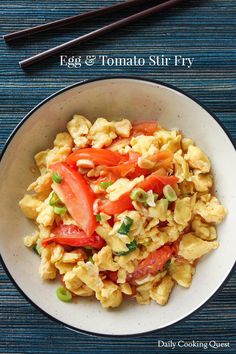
[0,0,235,353]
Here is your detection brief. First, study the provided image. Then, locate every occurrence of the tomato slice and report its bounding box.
[42,225,105,249]
[100,192,133,215]
[106,271,118,283]
[127,245,173,283]
[66,148,125,167]
[51,162,97,236]
[132,121,159,136]
[99,173,179,215]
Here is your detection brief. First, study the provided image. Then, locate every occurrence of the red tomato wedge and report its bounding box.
[51,163,97,236]
[104,151,148,179]
[66,148,126,167]
[100,192,133,215]
[99,173,178,215]
[106,271,118,283]
[127,245,173,283]
[132,121,159,136]
[42,225,105,249]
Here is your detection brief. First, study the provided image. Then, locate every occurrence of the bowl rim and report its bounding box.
[0,75,235,338]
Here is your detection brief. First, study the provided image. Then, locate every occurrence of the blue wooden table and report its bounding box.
[0,1,235,353]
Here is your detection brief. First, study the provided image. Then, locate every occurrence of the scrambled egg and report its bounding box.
[169,260,195,288]
[130,135,159,156]
[178,233,218,262]
[67,115,92,148]
[185,145,211,173]
[106,176,144,201]
[19,114,227,309]
[194,195,227,224]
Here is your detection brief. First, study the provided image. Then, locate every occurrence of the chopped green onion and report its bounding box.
[163,184,177,202]
[100,181,113,189]
[130,188,147,203]
[146,191,156,207]
[88,256,94,263]
[96,214,101,222]
[164,259,171,270]
[116,240,137,256]
[153,193,159,202]
[54,206,67,215]
[49,192,60,206]
[33,239,42,256]
[52,172,62,184]
[33,245,39,255]
[118,216,133,235]
[56,286,72,302]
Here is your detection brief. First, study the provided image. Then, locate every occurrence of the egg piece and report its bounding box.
[106,176,144,201]
[19,194,42,220]
[161,135,181,153]
[96,280,122,308]
[96,223,129,254]
[194,196,227,224]
[54,261,75,275]
[27,172,52,195]
[50,244,64,263]
[23,231,39,247]
[34,149,50,175]
[73,261,103,292]
[114,249,140,273]
[191,216,217,241]
[178,233,218,262]
[135,290,151,305]
[67,114,92,148]
[130,135,159,156]
[120,283,132,295]
[154,129,178,146]
[46,132,73,167]
[181,138,194,152]
[148,199,169,221]
[89,118,117,148]
[169,260,195,288]
[185,145,211,173]
[174,150,190,182]
[36,193,55,227]
[191,173,213,192]
[150,275,174,305]
[36,203,55,227]
[114,119,132,137]
[174,197,192,227]
[93,245,119,271]
[39,246,57,280]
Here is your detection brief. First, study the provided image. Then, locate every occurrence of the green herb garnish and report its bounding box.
[56,286,72,302]
[116,240,137,256]
[118,216,133,235]
[96,214,101,222]
[163,184,177,202]
[100,181,113,189]
[49,192,60,206]
[52,172,62,184]
[54,206,67,215]
[130,188,147,203]
[164,259,171,270]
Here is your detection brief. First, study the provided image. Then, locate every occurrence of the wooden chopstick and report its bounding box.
[19,0,187,69]
[3,0,155,42]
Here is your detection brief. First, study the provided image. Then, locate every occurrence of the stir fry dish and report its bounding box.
[19,115,227,307]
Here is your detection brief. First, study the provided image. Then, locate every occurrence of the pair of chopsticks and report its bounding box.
[3,0,188,69]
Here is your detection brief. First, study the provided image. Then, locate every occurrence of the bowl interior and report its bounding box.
[0,78,235,336]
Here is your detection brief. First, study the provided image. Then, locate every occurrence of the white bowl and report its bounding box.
[0,77,235,337]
